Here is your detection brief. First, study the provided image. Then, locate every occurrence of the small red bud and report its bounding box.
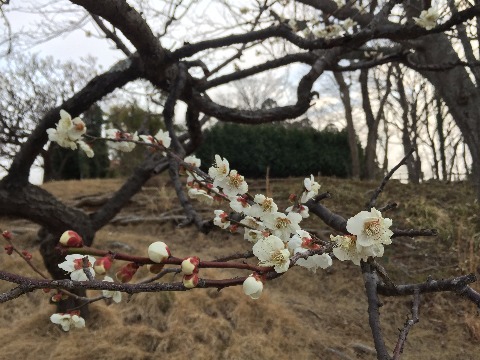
[43,288,51,293]
[229,224,239,233]
[51,292,69,303]
[2,230,12,239]
[116,262,139,283]
[21,250,32,261]
[4,245,13,255]
[288,194,297,203]
[59,230,84,247]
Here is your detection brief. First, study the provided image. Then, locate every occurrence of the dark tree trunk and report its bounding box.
[333,72,361,179]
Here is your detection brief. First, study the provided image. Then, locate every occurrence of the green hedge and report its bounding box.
[195,123,361,178]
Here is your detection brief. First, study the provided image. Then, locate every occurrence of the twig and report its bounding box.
[392,289,420,359]
[367,148,415,210]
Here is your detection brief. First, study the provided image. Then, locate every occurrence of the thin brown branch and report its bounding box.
[367,148,415,210]
[392,289,420,359]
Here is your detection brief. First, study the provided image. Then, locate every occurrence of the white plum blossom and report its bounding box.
[247,194,278,219]
[184,155,201,168]
[414,7,440,30]
[102,276,122,303]
[296,253,332,273]
[208,154,230,181]
[213,210,230,229]
[346,208,393,247]
[263,211,302,241]
[154,129,171,148]
[331,234,384,265]
[229,195,252,214]
[253,235,290,273]
[301,175,321,203]
[58,254,96,281]
[78,140,94,158]
[105,129,138,152]
[215,170,248,198]
[188,188,214,205]
[50,313,86,331]
[287,229,317,253]
[244,229,265,243]
[47,110,87,150]
[286,204,309,218]
[243,274,264,299]
[240,216,266,243]
[240,216,264,230]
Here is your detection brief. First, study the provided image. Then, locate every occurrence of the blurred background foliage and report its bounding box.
[195,121,364,178]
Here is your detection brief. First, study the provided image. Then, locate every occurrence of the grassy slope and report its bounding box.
[0,176,479,360]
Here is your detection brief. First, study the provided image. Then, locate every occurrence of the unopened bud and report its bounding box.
[94,256,113,275]
[21,250,32,261]
[51,292,69,303]
[116,262,139,283]
[4,245,13,255]
[147,241,171,263]
[2,230,12,239]
[147,263,165,274]
[59,230,84,248]
[181,256,200,275]
[243,273,264,300]
[288,194,297,203]
[229,224,239,233]
[182,273,199,289]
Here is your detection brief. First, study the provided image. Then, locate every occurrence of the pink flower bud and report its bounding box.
[183,273,199,289]
[181,256,200,275]
[59,230,84,248]
[147,263,165,274]
[116,262,139,283]
[288,194,297,203]
[94,256,113,275]
[147,241,171,263]
[2,230,12,240]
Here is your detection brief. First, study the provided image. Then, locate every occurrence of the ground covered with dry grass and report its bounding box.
[0,176,479,359]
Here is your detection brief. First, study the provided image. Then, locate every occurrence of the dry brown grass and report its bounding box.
[0,176,479,360]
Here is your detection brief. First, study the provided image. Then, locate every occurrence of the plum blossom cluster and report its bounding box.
[47,110,94,158]
[331,208,393,265]
[50,230,125,330]
[185,154,394,300]
[43,125,395,328]
[47,110,171,157]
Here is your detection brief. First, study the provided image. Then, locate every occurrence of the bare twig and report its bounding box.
[392,289,420,359]
[367,148,415,210]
